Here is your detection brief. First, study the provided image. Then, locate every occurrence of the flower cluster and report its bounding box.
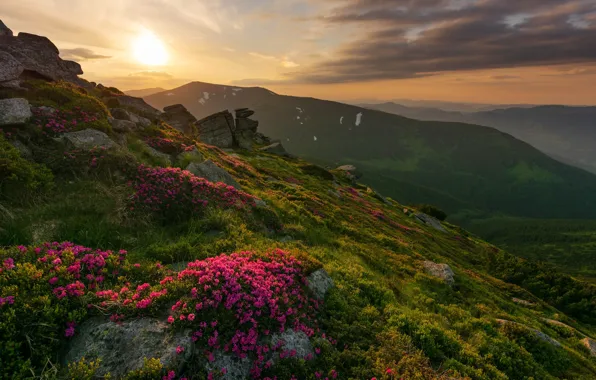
[32,107,99,135]
[0,295,15,307]
[63,146,109,169]
[129,165,255,220]
[143,126,195,155]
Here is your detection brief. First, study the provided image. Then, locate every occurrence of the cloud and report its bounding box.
[290,0,596,83]
[128,71,174,79]
[60,48,111,61]
[490,75,522,80]
[250,52,301,68]
[230,77,296,86]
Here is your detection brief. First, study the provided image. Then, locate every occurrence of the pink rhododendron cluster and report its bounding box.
[0,295,15,307]
[129,165,255,218]
[33,106,99,135]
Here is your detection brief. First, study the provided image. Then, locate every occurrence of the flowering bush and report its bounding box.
[32,106,102,135]
[142,124,195,155]
[130,165,256,221]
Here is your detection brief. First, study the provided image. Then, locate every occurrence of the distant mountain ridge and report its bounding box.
[144,81,596,221]
[360,102,596,174]
[124,87,167,98]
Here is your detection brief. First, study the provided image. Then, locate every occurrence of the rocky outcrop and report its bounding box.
[307,269,334,300]
[205,352,251,380]
[235,108,259,150]
[142,144,172,165]
[0,98,32,125]
[176,146,203,163]
[109,118,137,133]
[271,329,314,360]
[582,337,596,357]
[60,129,117,150]
[186,159,241,189]
[110,108,151,128]
[496,319,561,347]
[195,110,236,148]
[0,22,83,86]
[414,213,447,232]
[336,164,362,182]
[162,104,197,134]
[64,318,193,379]
[112,95,161,118]
[423,261,455,285]
[259,142,291,157]
[0,51,23,88]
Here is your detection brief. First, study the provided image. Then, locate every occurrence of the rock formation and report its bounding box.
[186,159,241,189]
[415,213,447,232]
[234,108,259,150]
[162,104,197,134]
[259,142,291,157]
[423,261,455,285]
[111,95,161,119]
[582,337,596,357]
[195,110,236,148]
[110,108,151,128]
[60,129,117,150]
[307,269,334,300]
[0,98,32,125]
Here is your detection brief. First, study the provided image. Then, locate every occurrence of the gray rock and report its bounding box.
[33,106,57,117]
[335,164,362,181]
[114,96,161,118]
[110,118,136,133]
[205,351,251,380]
[0,98,32,125]
[235,108,259,150]
[271,329,314,360]
[582,337,596,357]
[336,164,357,172]
[512,298,536,307]
[0,20,13,36]
[110,108,151,128]
[423,261,454,286]
[0,79,21,89]
[496,319,561,347]
[307,269,334,300]
[259,142,291,157]
[144,144,172,166]
[254,198,267,208]
[253,132,271,145]
[64,318,193,379]
[0,51,23,83]
[61,129,117,150]
[162,104,197,134]
[176,146,203,163]
[186,159,241,189]
[414,213,446,232]
[195,111,236,148]
[10,140,32,159]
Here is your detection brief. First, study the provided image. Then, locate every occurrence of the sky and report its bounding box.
[2,0,596,105]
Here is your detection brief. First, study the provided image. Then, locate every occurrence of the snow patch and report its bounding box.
[199,98,206,105]
[355,113,363,126]
[313,136,318,141]
[203,92,210,100]
[296,107,303,113]
[296,116,300,120]
[232,88,243,92]
[340,116,344,124]
[224,94,227,99]
[166,93,175,97]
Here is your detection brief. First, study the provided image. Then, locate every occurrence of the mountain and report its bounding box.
[3,75,596,379]
[361,102,596,174]
[144,82,596,221]
[124,87,167,97]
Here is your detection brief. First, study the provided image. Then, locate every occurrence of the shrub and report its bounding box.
[414,204,447,221]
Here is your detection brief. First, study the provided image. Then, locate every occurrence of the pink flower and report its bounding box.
[188,313,196,321]
[176,346,184,354]
[49,277,59,285]
[167,316,175,324]
[65,321,76,337]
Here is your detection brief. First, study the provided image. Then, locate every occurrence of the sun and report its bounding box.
[133,30,168,66]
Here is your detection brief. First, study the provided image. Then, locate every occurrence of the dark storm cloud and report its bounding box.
[293,0,596,83]
[60,48,111,61]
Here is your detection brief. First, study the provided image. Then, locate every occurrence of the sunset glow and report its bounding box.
[133,30,168,66]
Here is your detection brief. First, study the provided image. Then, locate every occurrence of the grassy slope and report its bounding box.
[2,81,596,379]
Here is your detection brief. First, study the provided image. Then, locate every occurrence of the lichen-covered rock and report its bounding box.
[176,146,203,163]
[113,95,161,118]
[33,106,57,117]
[582,337,596,357]
[259,142,291,157]
[0,98,32,125]
[496,319,561,347]
[271,329,314,360]
[110,108,151,128]
[143,144,172,165]
[64,318,193,379]
[414,213,446,232]
[186,159,241,189]
[205,351,251,380]
[512,298,536,307]
[235,108,259,150]
[307,268,334,300]
[195,111,236,148]
[423,261,454,285]
[162,104,197,134]
[61,129,117,150]
[109,118,136,133]
[0,51,22,85]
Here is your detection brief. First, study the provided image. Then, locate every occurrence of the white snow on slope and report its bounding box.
[340,116,344,124]
[203,92,210,100]
[355,112,363,126]
[296,107,303,113]
[313,136,317,141]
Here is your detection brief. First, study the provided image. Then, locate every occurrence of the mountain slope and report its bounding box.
[144,82,596,220]
[361,102,596,174]
[2,78,596,379]
[124,87,167,98]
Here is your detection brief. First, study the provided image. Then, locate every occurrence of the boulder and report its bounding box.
[512,298,536,307]
[0,20,13,37]
[271,329,314,360]
[496,319,561,347]
[582,337,596,357]
[0,51,23,86]
[259,142,291,157]
[0,30,82,83]
[61,129,117,150]
[235,108,259,150]
[195,110,236,148]
[205,351,251,380]
[414,213,446,232]
[253,132,271,145]
[110,108,151,128]
[335,164,362,182]
[162,104,197,134]
[113,95,161,118]
[33,106,57,117]
[307,269,334,300]
[109,118,136,133]
[423,261,455,286]
[0,98,32,125]
[63,318,193,379]
[144,144,172,166]
[186,160,241,189]
[176,146,203,163]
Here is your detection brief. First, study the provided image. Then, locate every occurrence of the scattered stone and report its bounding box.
[186,159,241,189]
[195,110,236,148]
[581,337,596,357]
[109,118,136,133]
[307,269,334,300]
[254,199,267,208]
[61,129,117,150]
[114,95,161,118]
[512,298,536,307]
[0,51,23,86]
[162,104,197,134]
[10,140,32,159]
[259,142,291,157]
[253,132,271,145]
[496,319,561,347]
[414,213,447,232]
[205,351,251,380]
[176,146,203,163]
[33,106,57,117]
[271,329,314,361]
[0,98,32,125]
[423,261,455,286]
[144,144,172,166]
[64,318,193,379]
[110,108,151,128]
[0,20,13,36]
